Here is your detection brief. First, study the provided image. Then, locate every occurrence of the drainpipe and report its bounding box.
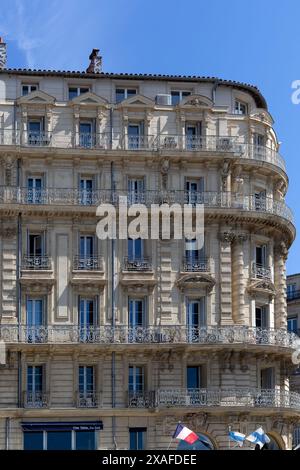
[16,158,22,406]
[5,417,10,450]
[110,104,117,447]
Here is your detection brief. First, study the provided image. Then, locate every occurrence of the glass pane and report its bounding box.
[26,300,33,325]
[116,89,125,103]
[34,300,43,325]
[35,366,43,392]
[29,121,41,132]
[24,431,44,450]
[80,123,92,133]
[69,88,78,100]
[80,88,89,94]
[129,429,144,450]
[187,366,199,389]
[22,85,29,96]
[47,431,72,450]
[79,366,84,392]
[171,91,180,106]
[27,366,33,391]
[127,89,137,97]
[128,125,140,136]
[76,431,96,450]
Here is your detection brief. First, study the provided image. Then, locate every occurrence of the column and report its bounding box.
[274,241,288,329]
[231,234,248,325]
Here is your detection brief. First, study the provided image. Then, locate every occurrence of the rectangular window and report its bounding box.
[254,190,267,211]
[116,88,137,103]
[255,306,269,328]
[26,298,44,343]
[75,431,96,450]
[47,431,72,450]
[187,298,206,329]
[127,122,144,149]
[287,284,296,299]
[80,235,94,257]
[79,177,93,205]
[288,317,298,334]
[129,299,145,327]
[22,84,38,96]
[24,431,44,450]
[129,428,146,450]
[171,90,191,105]
[185,178,204,204]
[28,233,43,256]
[27,176,43,204]
[79,121,95,148]
[128,177,145,203]
[27,365,43,393]
[28,119,45,146]
[69,86,89,100]
[255,245,267,267]
[187,366,201,389]
[128,366,145,393]
[79,366,95,394]
[185,122,202,149]
[128,238,143,260]
[261,367,275,389]
[234,100,247,115]
[79,298,96,327]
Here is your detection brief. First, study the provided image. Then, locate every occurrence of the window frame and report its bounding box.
[68,86,90,100]
[171,90,192,105]
[22,83,38,96]
[115,87,137,103]
[234,99,247,115]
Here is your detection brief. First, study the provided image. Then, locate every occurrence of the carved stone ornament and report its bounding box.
[247,279,276,299]
[275,241,288,261]
[183,412,208,430]
[160,158,170,189]
[176,273,216,292]
[219,231,236,243]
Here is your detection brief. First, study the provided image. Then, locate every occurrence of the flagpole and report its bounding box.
[168,421,181,450]
[228,425,231,450]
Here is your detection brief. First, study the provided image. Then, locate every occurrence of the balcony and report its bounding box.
[77,392,99,408]
[0,130,286,173]
[22,255,51,270]
[287,290,300,301]
[23,391,48,408]
[128,390,156,408]
[123,257,152,271]
[0,325,297,348]
[182,257,209,272]
[251,263,272,280]
[152,388,300,410]
[0,189,294,225]
[73,255,103,271]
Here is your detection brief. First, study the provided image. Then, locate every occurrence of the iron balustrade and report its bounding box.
[0,325,298,347]
[73,255,103,271]
[22,255,51,270]
[252,263,272,280]
[287,290,300,301]
[182,257,209,272]
[0,130,286,171]
[23,391,48,408]
[0,188,294,224]
[123,257,152,271]
[128,390,156,408]
[77,392,99,408]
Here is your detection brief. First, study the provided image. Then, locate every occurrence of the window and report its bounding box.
[80,235,94,258]
[116,88,137,103]
[69,86,89,100]
[22,84,38,96]
[79,121,95,148]
[79,298,96,327]
[129,428,146,450]
[26,298,44,343]
[288,317,298,334]
[287,283,296,299]
[24,431,44,450]
[254,190,267,211]
[128,239,143,260]
[255,245,267,268]
[129,299,145,328]
[127,122,144,149]
[256,306,269,328]
[28,119,45,145]
[79,177,93,205]
[76,431,96,450]
[28,233,44,256]
[128,366,145,393]
[187,365,206,389]
[128,177,145,203]
[187,298,206,329]
[185,122,202,149]
[185,178,204,204]
[234,100,247,115]
[260,367,275,389]
[171,90,191,105]
[27,176,43,204]
[79,366,95,395]
[184,238,206,272]
[253,133,265,158]
[27,365,43,393]
[47,431,72,450]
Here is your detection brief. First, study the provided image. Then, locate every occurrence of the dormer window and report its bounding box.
[22,84,38,96]
[116,88,137,103]
[234,100,247,115]
[171,90,191,105]
[68,86,89,100]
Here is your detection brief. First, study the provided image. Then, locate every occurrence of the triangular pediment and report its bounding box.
[176,272,216,292]
[178,94,213,109]
[117,94,154,108]
[69,91,108,107]
[250,108,274,125]
[17,90,56,105]
[248,279,276,298]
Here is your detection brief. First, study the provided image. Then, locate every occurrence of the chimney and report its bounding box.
[0,37,7,69]
[86,48,102,73]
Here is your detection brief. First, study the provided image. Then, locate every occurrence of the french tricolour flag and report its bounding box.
[173,423,198,445]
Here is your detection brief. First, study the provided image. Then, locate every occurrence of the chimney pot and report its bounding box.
[86,48,102,73]
[0,36,7,69]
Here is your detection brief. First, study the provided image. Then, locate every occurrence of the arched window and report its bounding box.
[177,433,215,450]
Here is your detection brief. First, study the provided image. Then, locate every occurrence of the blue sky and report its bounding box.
[0,0,299,273]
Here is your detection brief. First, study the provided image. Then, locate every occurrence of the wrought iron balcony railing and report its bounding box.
[22,255,51,270]
[128,388,300,410]
[23,391,48,408]
[182,257,209,272]
[287,290,300,301]
[73,255,103,271]
[128,390,156,408]
[123,257,152,271]
[0,189,294,224]
[0,130,286,172]
[77,392,99,408]
[0,325,298,347]
[251,263,272,280]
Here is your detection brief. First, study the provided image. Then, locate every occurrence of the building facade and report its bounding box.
[0,39,298,450]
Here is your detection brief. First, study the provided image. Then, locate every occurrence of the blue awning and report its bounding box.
[21,421,103,431]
